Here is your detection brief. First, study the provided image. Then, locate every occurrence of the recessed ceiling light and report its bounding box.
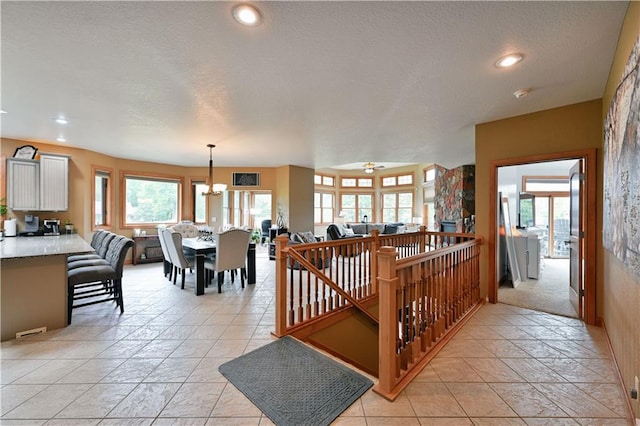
[56,136,66,142]
[0,110,7,114]
[55,117,68,125]
[514,88,530,99]
[495,53,524,68]
[232,4,262,26]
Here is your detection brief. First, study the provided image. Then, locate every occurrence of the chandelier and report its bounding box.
[202,144,227,196]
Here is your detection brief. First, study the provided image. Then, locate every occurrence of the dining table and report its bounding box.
[181,238,256,296]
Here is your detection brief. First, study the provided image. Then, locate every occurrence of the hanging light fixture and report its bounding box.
[202,144,227,196]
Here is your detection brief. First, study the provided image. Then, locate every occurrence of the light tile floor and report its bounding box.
[1,248,632,425]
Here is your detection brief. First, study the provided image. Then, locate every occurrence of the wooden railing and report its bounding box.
[375,237,483,400]
[273,228,477,336]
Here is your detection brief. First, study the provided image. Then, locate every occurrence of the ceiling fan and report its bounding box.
[362,162,385,174]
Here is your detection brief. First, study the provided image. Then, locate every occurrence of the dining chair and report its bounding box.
[205,228,251,293]
[157,228,173,281]
[169,221,199,238]
[164,228,194,289]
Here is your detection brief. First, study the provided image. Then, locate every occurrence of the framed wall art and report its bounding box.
[13,145,38,159]
[233,172,260,187]
[603,35,640,276]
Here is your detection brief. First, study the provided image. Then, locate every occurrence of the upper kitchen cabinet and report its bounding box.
[39,154,69,211]
[6,158,39,210]
[6,153,69,211]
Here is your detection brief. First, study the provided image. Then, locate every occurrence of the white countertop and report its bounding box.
[0,234,94,260]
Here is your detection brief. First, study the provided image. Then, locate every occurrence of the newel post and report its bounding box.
[418,225,426,253]
[375,246,399,399]
[274,234,290,337]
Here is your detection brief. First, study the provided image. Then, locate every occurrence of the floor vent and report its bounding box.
[16,327,47,339]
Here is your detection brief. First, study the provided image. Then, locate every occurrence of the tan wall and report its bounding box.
[475,99,603,297]
[274,165,291,228]
[601,1,640,418]
[1,138,278,238]
[287,166,315,233]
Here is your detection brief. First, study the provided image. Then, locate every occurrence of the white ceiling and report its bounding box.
[0,1,628,170]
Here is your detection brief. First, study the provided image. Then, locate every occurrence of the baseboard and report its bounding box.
[600,318,637,422]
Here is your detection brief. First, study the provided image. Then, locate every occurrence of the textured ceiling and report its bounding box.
[0,1,628,169]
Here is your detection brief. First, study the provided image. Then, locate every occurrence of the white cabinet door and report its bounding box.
[513,236,529,283]
[527,236,541,279]
[39,154,69,211]
[7,159,39,210]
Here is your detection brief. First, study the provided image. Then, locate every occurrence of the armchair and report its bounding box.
[260,219,272,245]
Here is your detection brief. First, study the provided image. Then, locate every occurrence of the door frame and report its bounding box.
[488,148,597,325]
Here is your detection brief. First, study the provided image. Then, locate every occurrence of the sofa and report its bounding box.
[287,231,331,270]
[326,223,365,241]
[326,222,406,241]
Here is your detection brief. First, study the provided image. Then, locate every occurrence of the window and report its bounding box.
[252,192,272,229]
[233,191,241,227]
[523,176,570,193]
[314,173,335,187]
[243,191,250,227]
[123,173,182,226]
[424,166,436,183]
[314,192,334,224]
[222,191,230,226]
[423,167,436,230]
[358,178,373,188]
[382,192,413,223]
[381,173,413,187]
[342,178,357,187]
[382,176,396,187]
[191,180,208,224]
[92,166,112,229]
[341,193,373,223]
[340,176,373,188]
[398,174,413,185]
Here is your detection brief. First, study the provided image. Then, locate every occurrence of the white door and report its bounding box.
[569,160,583,318]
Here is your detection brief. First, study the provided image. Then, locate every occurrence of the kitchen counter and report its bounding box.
[1,234,94,341]
[0,234,93,260]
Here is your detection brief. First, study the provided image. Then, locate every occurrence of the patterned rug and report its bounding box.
[219,336,373,426]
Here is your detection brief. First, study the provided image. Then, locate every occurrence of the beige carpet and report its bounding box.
[499,258,577,318]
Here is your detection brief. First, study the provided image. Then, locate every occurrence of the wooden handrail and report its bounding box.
[274,230,480,340]
[374,237,483,400]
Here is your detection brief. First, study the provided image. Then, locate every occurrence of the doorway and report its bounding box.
[497,162,576,317]
[488,149,597,325]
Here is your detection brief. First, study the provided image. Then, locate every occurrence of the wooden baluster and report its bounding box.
[305,250,312,320]
[296,259,303,322]
[370,230,379,294]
